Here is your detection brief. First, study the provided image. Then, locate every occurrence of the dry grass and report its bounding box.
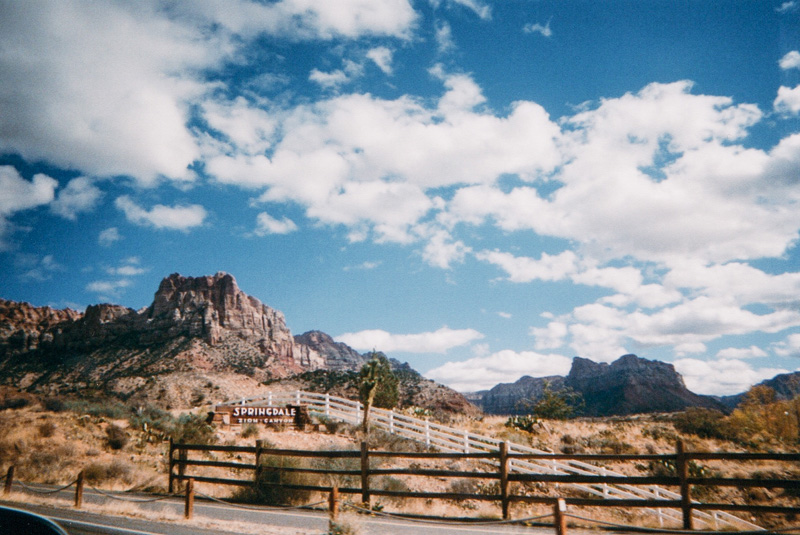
[1,390,799,531]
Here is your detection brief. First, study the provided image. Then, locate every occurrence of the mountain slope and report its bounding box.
[473,354,729,416]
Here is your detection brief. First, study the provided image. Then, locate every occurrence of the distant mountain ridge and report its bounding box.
[0,272,466,412]
[472,354,730,416]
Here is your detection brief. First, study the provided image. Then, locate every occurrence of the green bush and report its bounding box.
[505,414,539,433]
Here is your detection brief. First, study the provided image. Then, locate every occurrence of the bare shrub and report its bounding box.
[38,421,57,438]
[106,424,129,450]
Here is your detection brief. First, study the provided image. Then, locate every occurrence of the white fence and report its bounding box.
[224,390,761,531]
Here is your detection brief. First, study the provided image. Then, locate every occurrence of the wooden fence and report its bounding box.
[169,439,800,531]
[217,390,772,530]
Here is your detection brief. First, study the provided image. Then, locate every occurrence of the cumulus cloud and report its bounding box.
[425,350,573,392]
[780,51,800,70]
[98,227,122,247]
[51,177,102,220]
[477,250,578,283]
[673,358,788,396]
[115,196,207,231]
[254,212,298,235]
[0,166,57,248]
[367,46,393,75]
[775,85,800,115]
[337,326,484,353]
[716,345,768,359]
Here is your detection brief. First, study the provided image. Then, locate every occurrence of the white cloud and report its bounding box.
[673,358,788,396]
[777,1,798,13]
[0,166,57,216]
[775,85,800,115]
[779,51,800,70]
[0,1,418,186]
[15,253,63,282]
[523,21,552,37]
[530,321,568,350]
[115,196,207,231]
[367,46,393,75]
[309,69,351,90]
[477,250,578,283]
[0,166,57,249]
[716,345,768,359]
[51,177,102,220]
[773,333,800,358]
[446,0,491,20]
[425,350,572,392]
[337,326,484,353]
[98,227,122,247]
[435,21,455,53]
[85,278,132,299]
[421,229,470,269]
[254,212,298,235]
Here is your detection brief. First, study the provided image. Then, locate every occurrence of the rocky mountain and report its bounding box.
[0,272,460,413]
[294,330,368,371]
[473,354,729,417]
[719,371,800,408]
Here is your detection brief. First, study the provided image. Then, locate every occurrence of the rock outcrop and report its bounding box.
[472,354,729,417]
[294,330,368,371]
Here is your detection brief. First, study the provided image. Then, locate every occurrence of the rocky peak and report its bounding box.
[294,330,368,371]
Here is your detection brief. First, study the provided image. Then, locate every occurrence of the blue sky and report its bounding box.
[2,0,800,396]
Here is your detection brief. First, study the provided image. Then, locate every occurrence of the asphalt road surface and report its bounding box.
[1,484,565,535]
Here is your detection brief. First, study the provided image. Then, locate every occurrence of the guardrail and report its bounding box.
[170,439,800,530]
[221,390,768,530]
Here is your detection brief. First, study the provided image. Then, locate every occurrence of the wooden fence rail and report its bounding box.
[169,438,800,531]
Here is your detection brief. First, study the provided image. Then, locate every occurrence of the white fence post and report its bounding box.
[424,419,430,447]
[295,390,301,405]
[325,393,330,417]
[463,430,469,453]
[389,411,395,434]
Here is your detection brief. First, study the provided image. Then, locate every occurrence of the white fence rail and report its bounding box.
[223,390,761,531]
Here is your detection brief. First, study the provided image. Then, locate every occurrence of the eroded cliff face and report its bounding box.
[0,273,327,404]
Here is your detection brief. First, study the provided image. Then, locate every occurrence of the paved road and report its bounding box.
[2,484,565,535]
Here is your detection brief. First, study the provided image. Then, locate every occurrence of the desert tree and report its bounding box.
[358,351,398,433]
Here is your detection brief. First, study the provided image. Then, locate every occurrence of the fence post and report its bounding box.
[168,438,175,493]
[424,419,430,447]
[677,440,693,530]
[389,410,394,434]
[325,393,330,417]
[296,390,301,405]
[360,441,370,506]
[464,430,469,453]
[255,439,264,484]
[184,478,195,519]
[178,447,187,492]
[4,465,14,494]
[75,470,84,508]
[329,484,339,522]
[499,441,510,520]
[554,498,567,535]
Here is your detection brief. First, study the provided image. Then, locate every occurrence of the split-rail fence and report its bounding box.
[182,390,800,530]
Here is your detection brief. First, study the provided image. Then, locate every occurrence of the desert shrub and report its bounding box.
[43,398,67,412]
[312,448,360,489]
[0,398,30,410]
[241,423,259,439]
[642,425,678,443]
[378,476,410,503]
[672,408,730,440]
[84,459,133,484]
[67,398,128,419]
[505,414,540,433]
[584,430,637,454]
[328,514,362,535]
[448,478,478,495]
[368,428,428,452]
[38,421,57,438]
[233,455,315,505]
[169,413,216,445]
[106,424,129,450]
